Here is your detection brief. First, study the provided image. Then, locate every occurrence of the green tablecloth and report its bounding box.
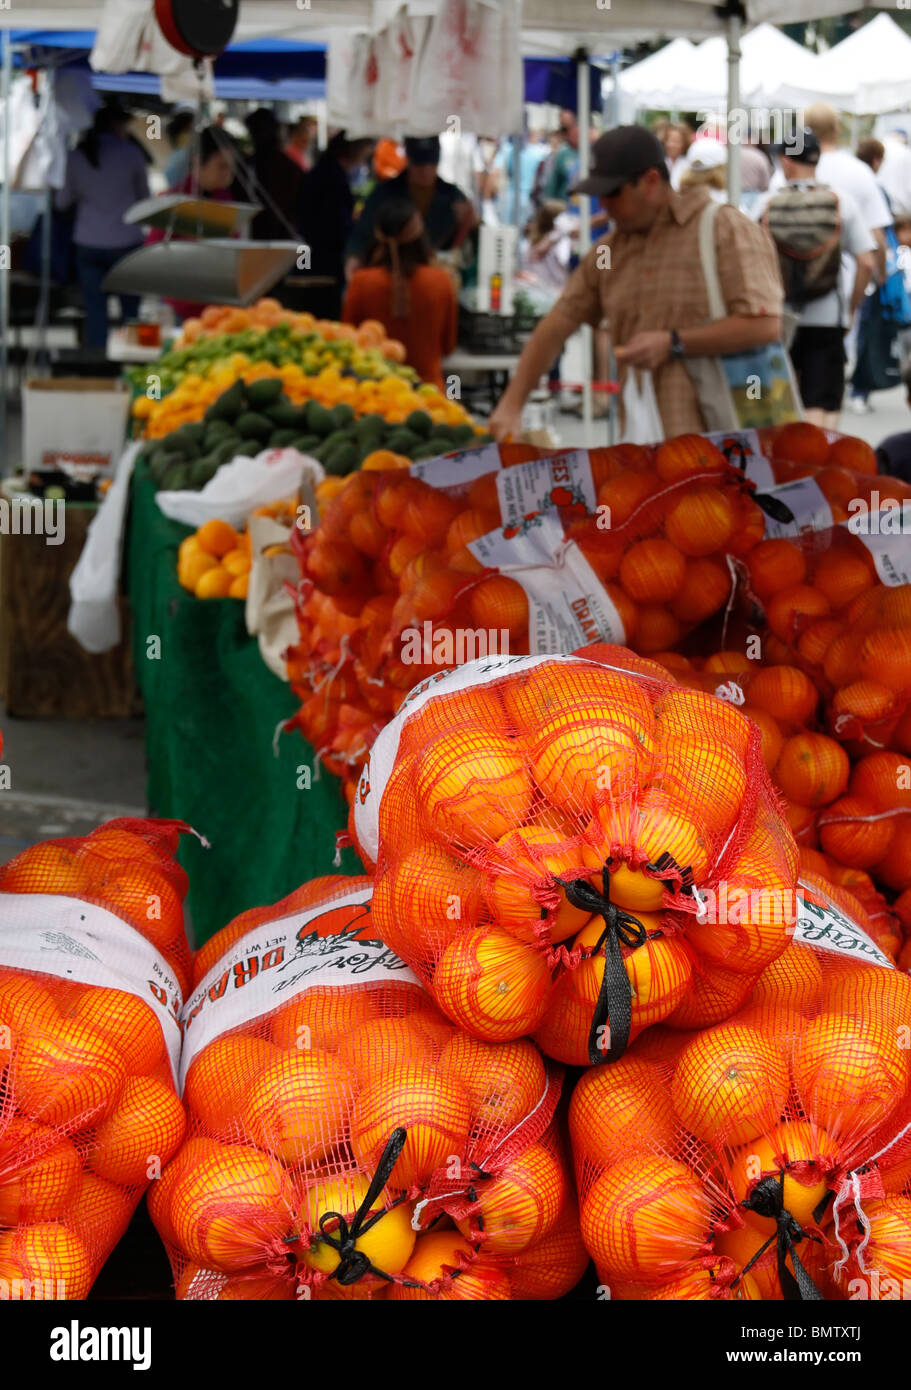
[126,459,359,945]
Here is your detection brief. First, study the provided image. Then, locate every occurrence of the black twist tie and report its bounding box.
[753,492,796,524]
[739,1172,824,1301]
[721,440,749,473]
[556,863,648,1067]
[316,1127,420,1288]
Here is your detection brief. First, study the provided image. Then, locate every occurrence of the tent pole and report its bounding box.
[512,132,521,227]
[726,7,743,207]
[0,35,12,465]
[576,47,593,435]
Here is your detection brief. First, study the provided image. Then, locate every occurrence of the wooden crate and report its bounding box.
[0,502,139,718]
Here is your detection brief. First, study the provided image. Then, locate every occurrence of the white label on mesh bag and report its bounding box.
[409,443,502,487]
[495,450,596,526]
[849,526,911,588]
[0,891,183,1083]
[761,477,833,539]
[793,880,893,969]
[467,511,625,654]
[353,652,580,863]
[179,886,419,1088]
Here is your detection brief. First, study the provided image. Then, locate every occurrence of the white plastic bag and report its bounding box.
[154,447,324,531]
[618,368,664,445]
[68,443,140,654]
[90,0,153,73]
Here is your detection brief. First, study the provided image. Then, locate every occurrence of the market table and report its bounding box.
[126,457,360,946]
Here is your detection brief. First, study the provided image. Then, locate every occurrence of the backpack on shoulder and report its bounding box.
[762,184,842,305]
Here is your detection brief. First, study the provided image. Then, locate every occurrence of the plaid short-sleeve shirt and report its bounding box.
[554,186,784,436]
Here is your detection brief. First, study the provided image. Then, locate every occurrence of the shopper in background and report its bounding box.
[490,126,783,441]
[55,101,150,350]
[342,199,457,390]
[678,138,727,204]
[544,110,580,201]
[738,130,772,214]
[802,103,891,280]
[146,126,237,322]
[300,132,375,319]
[164,110,195,187]
[284,115,318,173]
[236,108,304,241]
[494,130,549,226]
[663,122,693,189]
[876,125,911,221]
[346,136,477,273]
[757,129,875,429]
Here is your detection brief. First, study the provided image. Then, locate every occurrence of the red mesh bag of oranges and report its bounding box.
[0,818,193,1300]
[353,644,799,1069]
[571,898,911,1301]
[155,874,585,1301]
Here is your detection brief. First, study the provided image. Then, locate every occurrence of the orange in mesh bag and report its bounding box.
[157,874,585,1301]
[570,883,911,1301]
[355,645,798,1067]
[0,818,194,1300]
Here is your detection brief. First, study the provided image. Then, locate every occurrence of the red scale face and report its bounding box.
[154,0,239,59]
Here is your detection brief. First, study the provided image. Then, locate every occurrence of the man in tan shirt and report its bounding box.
[490,126,784,439]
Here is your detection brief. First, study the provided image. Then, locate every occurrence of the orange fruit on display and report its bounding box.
[508,1203,591,1300]
[859,628,911,694]
[831,680,896,725]
[468,575,529,640]
[300,1173,415,1285]
[484,825,601,944]
[791,1013,910,1140]
[726,494,766,557]
[619,538,687,604]
[596,468,661,527]
[666,961,759,1030]
[657,736,747,840]
[774,733,850,807]
[848,1197,911,1291]
[671,1022,791,1146]
[0,1119,81,1225]
[90,1075,187,1186]
[65,1172,135,1249]
[766,584,831,642]
[745,539,806,600]
[388,1234,511,1300]
[532,974,602,1067]
[184,1035,282,1134]
[14,1018,126,1128]
[351,1065,471,1190]
[196,518,240,559]
[168,1141,295,1272]
[750,943,823,1015]
[826,434,878,475]
[146,1137,221,1249]
[194,565,233,600]
[179,550,218,591]
[415,730,533,848]
[771,421,830,468]
[456,1142,564,1254]
[530,695,655,816]
[670,557,732,625]
[663,487,734,557]
[570,917,693,1034]
[634,605,682,653]
[0,1222,93,1300]
[796,617,844,669]
[729,1120,838,1235]
[746,666,819,728]
[373,844,482,957]
[871,821,911,891]
[432,927,550,1042]
[812,547,876,612]
[0,971,58,1034]
[818,795,895,869]
[68,986,166,1077]
[569,1056,677,1167]
[581,1156,711,1282]
[714,1219,824,1301]
[242,1049,354,1165]
[445,509,499,553]
[850,751,911,812]
[655,433,727,483]
[437,1035,546,1131]
[337,1017,438,1081]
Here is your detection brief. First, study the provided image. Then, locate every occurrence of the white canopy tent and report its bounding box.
[616,37,699,109]
[812,13,911,116]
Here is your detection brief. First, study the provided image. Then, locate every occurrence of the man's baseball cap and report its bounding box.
[773,128,821,166]
[405,136,441,166]
[572,125,667,197]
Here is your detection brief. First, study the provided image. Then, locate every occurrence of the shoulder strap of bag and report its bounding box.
[698,198,726,323]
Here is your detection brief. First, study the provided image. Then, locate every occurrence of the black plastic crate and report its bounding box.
[458,305,519,353]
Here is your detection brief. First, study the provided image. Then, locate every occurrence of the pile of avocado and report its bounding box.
[141,377,492,491]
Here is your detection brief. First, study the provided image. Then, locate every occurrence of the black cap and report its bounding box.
[572,126,667,197]
[773,128,821,166]
[404,136,441,167]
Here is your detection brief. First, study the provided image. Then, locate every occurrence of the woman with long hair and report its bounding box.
[55,101,151,349]
[341,198,457,389]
